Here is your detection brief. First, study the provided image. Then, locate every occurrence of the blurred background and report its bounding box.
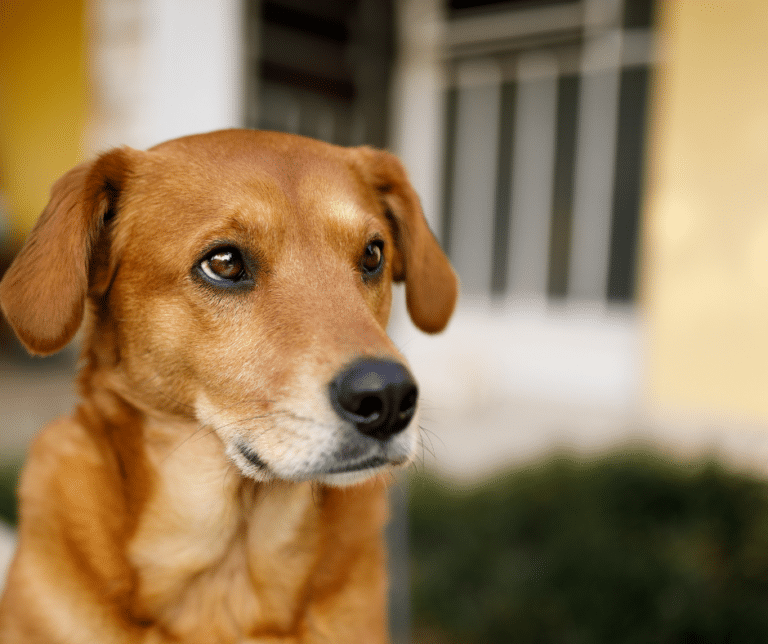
[4,0,768,641]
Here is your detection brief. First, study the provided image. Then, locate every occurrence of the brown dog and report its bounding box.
[0,129,457,643]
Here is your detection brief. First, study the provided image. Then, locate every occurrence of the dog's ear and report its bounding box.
[352,147,458,333]
[0,148,132,355]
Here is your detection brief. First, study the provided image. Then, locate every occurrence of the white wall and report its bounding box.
[89,0,245,151]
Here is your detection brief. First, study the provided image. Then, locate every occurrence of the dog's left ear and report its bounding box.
[352,147,458,333]
[0,148,133,355]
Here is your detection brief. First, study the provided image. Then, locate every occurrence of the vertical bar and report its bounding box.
[623,0,655,28]
[448,60,502,295]
[389,0,447,234]
[440,85,458,257]
[491,80,517,296]
[568,32,622,301]
[547,74,580,298]
[387,483,410,644]
[243,0,262,129]
[507,54,559,298]
[607,65,649,301]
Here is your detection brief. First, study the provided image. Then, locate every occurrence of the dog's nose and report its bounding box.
[330,358,418,440]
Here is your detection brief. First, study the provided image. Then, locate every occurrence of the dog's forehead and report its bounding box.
[147,129,367,196]
[124,133,384,258]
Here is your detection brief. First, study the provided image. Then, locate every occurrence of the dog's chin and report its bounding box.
[226,437,415,487]
[314,465,391,487]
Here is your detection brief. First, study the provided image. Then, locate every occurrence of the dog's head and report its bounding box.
[0,130,457,485]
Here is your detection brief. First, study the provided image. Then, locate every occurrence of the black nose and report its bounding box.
[330,358,418,440]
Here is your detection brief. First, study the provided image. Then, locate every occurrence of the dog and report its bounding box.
[0,129,457,643]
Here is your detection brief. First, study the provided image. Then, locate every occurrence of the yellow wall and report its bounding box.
[0,0,87,241]
[645,0,768,421]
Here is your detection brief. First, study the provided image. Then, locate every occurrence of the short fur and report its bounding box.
[0,130,457,643]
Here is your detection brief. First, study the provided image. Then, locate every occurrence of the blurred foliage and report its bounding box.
[0,461,19,526]
[408,453,768,644]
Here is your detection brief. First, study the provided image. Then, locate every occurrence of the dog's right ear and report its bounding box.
[0,148,133,356]
[350,147,458,334]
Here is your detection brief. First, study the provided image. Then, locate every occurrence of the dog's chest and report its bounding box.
[127,426,321,641]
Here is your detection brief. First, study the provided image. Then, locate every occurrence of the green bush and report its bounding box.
[0,461,20,526]
[408,454,768,644]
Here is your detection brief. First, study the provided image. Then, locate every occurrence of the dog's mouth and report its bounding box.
[237,443,269,471]
[233,439,408,484]
[322,454,390,474]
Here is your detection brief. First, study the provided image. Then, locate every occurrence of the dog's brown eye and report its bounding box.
[361,240,384,277]
[200,248,246,283]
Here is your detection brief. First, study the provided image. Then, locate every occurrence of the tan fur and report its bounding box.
[0,130,457,643]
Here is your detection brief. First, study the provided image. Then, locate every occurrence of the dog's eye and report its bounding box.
[361,240,384,277]
[199,248,246,284]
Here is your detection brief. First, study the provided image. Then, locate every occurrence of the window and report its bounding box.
[440,0,655,303]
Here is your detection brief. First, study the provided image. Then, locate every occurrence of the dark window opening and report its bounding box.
[245,0,394,148]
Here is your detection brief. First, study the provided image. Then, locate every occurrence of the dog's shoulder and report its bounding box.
[21,415,109,503]
[16,415,136,589]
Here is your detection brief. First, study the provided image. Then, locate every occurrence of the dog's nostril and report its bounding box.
[355,396,383,421]
[330,358,418,441]
[398,388,417,419]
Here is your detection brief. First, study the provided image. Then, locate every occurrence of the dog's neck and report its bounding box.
[73,355,389,641]
[128,415,323,638]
